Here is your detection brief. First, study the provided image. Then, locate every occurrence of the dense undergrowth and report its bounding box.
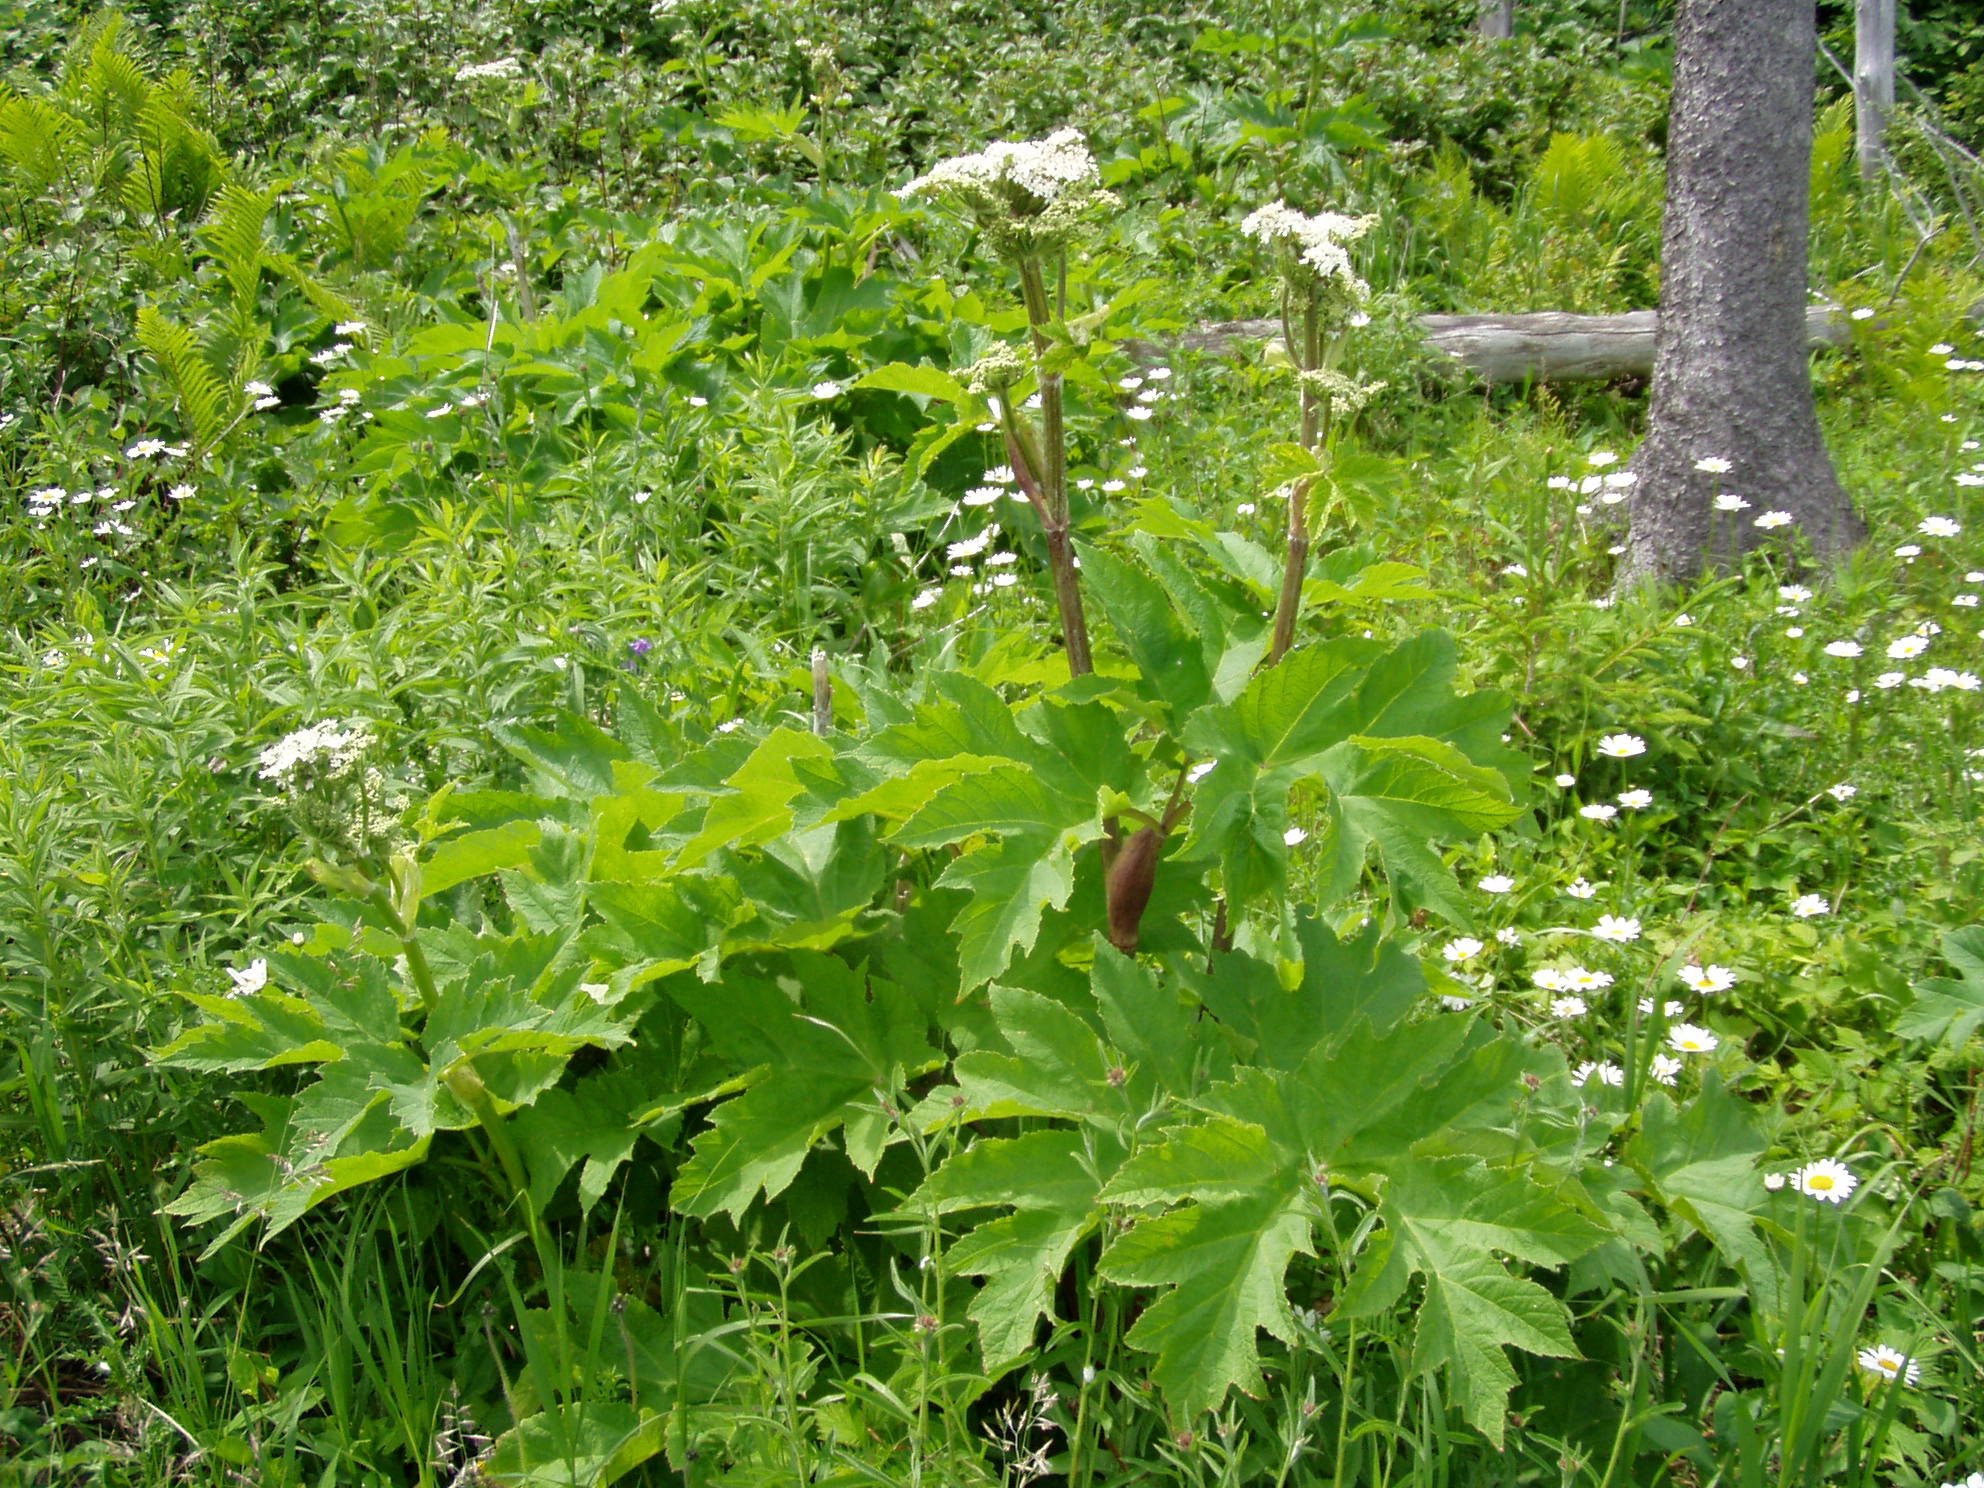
[3,1,1984,1485]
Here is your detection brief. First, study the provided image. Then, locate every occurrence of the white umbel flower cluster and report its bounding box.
[898,128,1115,256]
[257,720,408,859]
[456,57,523,83]
[258,720,373,788]
[900,127,1099,208]
[1240,200,1376,292]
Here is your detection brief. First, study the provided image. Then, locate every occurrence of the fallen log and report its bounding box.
[1152,306,1851,384]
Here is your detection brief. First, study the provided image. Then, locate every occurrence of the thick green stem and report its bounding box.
[444,1060,532,1222]
[365,880,440,1016]
[1044,525,1094,676]
[1270,296,1326,664]
[1014,253,1093,676]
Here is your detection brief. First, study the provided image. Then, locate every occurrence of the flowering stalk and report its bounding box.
[1270,294,1326,664]
[900,127,1113,677]
[308,851,439,1017]
[1242,200,1380,666]
[1015,257,1092,676]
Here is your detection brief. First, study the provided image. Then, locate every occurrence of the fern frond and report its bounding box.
[1533,133,1627,227]
[136,306,235,460]
[202,182,273,313]
[0,90,85,196]
[122,75,225,225]
[265,250,356,322]
[66,16,152,148]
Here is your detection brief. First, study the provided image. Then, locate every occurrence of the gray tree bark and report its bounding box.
[1138,307,1850,383]
[1854,0,1896,182]
[1475,0,1514,40]
[1621,0,1862,585]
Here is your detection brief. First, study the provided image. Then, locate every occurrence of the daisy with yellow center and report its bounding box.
[1790,1157,1857,1204]
[1854,1344,1920,1386]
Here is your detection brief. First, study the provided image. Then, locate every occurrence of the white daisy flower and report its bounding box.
[1854,1344,1920,1386]
[1592,914,1641,943]
[1678,964,1737,994]
[1791,1157,1856,1203]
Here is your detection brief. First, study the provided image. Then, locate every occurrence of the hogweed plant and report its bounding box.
[899,127,1117,677]
[115,107,1982,1488]
[1238,200,1384,663]
[157,132,1589,1476]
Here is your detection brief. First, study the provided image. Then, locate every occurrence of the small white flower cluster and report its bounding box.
[126,438,190,461]
[900,126,1099,208]
[1911,666,1981,692]
[900,127,1118,257]
[457,57,524,83]
[1553,469,1638,505]
[258,720,374,788]
[1534,965,1614,993]
[258,720,411,859]
[1239,199,1375,296]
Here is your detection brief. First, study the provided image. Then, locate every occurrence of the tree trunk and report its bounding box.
[1854,0,1896,182]
[1621,0,1862,586]
[1475,0,1514,40]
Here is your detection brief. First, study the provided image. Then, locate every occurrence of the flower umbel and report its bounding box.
[899,128,1116,255]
